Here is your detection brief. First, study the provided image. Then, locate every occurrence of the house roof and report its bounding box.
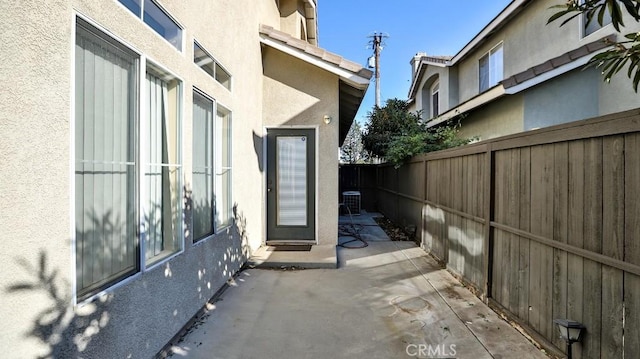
[409,0,615,128]
[502,35,615,89]
[259,24,373,144]
[408,55,453,99]
[450,0,532,64]
[426,36,614,129]
[408,0,533,100]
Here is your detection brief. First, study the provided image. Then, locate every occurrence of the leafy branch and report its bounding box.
[548,0,640,90]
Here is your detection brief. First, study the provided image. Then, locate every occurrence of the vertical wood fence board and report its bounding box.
[583,138,603,358]
[601,135,624,359]
[475,154,485,288]
[624,133,640,358]
[493,151,506,302]
[483,146,493,301]
[518,147,532,322]
[508,149,521,314]
[528,145,547,332]
[501,150,513,310]
[540,145,555,340]
[463,156,472,279]
[451,157,461,274]
[567,140,585,358]
[551,142,569,349]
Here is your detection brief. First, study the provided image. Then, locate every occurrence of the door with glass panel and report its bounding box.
[266,129,316,241]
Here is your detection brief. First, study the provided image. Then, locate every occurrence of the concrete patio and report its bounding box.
[164,213,549,358]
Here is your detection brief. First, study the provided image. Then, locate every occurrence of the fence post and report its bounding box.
[483,143,495,303]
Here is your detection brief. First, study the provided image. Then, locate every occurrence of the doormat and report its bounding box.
[269,245,312,252]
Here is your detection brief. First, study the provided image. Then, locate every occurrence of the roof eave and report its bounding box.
[450,0,531,65]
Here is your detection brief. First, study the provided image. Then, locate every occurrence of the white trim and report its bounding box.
[450,0,527,64]
[72,12,145,304]
[430,80,440,119]
[259,36,369,88]
[139,60,148,270]
[193,40,233,92]
[74,12,144,56]
[140,58,186,271]
[408,60,448,100]
[427,85,506,128]
[191,88,218,245]
[478,42,504,92]
[70,12,78,306]
[504,49,605,95]
[114,0,185,52]
[263,125,320,245]
[578,0,614,39]
[303,0,316,11]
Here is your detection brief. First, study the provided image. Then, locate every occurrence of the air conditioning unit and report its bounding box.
[342,191,361,215]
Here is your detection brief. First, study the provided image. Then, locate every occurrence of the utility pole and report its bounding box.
[368,32,388,108]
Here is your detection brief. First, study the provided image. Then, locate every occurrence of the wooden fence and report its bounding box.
[371,109,640,358]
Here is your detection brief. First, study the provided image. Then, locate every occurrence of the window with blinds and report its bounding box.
[144,64,182,266]
[192,91,215,241]
[75,18,184,300]
[75,18,139,298]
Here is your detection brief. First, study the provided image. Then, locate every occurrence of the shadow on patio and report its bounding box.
[162,211,547,359]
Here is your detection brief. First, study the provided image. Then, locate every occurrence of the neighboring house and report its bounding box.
[408,0,640,141]
[0,1,371,358]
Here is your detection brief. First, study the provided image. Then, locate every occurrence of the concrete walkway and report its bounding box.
[166,214,548,359]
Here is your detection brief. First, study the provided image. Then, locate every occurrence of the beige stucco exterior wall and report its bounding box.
[279,0,307,41]
[1,1,73,357]
[415,66,450,121]
[0,0,348,357]
[456,0,640,105]
[414,0,639,139]
[456,94,524,141]
[262,47,340,246]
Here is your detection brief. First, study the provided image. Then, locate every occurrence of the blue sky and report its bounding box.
[317,0,513,123]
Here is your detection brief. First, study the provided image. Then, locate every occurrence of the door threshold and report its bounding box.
[266,240,317,246]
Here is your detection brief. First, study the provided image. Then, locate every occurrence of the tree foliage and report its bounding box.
[340,121,369,164]
[549,0,640,90]
[362,98,472,168]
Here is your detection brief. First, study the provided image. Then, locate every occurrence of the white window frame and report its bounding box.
[579,0,613,38]
[430,80,440,118]
[141,59,184,270]
[72,15,184,303]
[192,89,217,243]
[191,89,234,244]
[116,0,184,52]
[193,40,232,91]
[215,105,233,230]
[479,42,504,92]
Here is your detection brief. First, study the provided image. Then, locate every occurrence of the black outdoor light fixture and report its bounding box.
[553,319,586,359]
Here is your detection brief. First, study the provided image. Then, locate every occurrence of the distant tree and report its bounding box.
[362,98,472,168]
[340,121,368,164]
[549,0,640,91]
[362,98,423,159]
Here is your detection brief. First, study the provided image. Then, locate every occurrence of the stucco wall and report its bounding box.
[262,47,340,246]
[279,0,307,41]
[523,67,599,131]
[457,94,524,141]
[417,66,449,120]
[456,0,640,105]
[416,0,639,139]
[0,0,292,358]
[1,1,73,357]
